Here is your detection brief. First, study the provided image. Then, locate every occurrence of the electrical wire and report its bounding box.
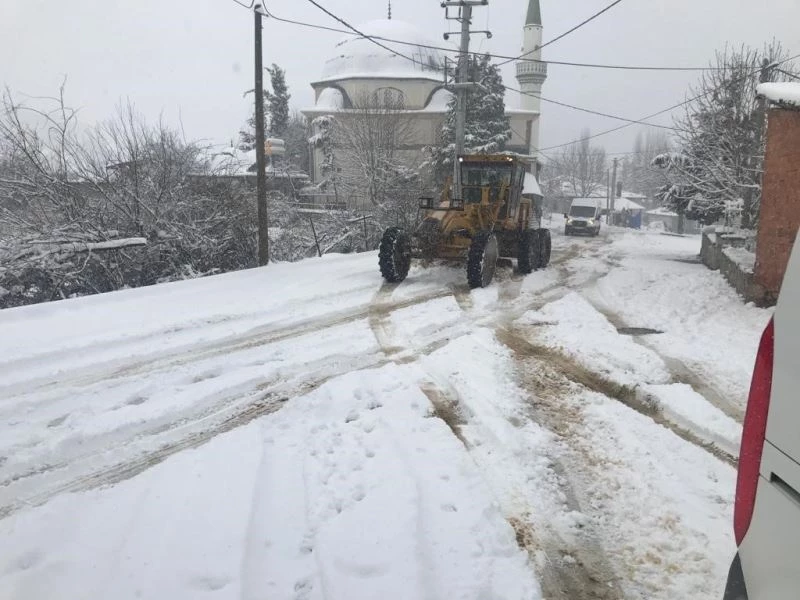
[252,1,707,132]
[496,0,625,66]
[253,4,723,72]
[538,51,800,152]
[504,85,678,131]
[231,0,796,150]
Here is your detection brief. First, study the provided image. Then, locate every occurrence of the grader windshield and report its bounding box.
[461,163,514,204]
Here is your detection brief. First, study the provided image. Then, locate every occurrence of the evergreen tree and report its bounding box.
[238,63,291,150]
[283,112,310,173]
[266,64,290,138]
[430,54,511,182]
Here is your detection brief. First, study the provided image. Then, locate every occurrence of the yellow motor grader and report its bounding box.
[378,154,551,288]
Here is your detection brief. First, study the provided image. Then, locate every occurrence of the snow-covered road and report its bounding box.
[0,222,770,599]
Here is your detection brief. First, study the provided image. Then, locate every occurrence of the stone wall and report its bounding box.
[701,231,768,305]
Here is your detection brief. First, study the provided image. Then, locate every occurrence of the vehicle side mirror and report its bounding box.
[563,213,568,219]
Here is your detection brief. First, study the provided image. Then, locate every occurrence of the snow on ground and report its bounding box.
[576,390,736,600]
[418,327,736,600]
[0,223,762,600]
[0,364,538,600]
[586,230,771,417]
[518,292,671,388]
[0,252,382,387]
[642,383,742,457]
[723,245,756,274]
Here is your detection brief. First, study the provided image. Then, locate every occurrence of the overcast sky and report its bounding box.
[3,0,798,156]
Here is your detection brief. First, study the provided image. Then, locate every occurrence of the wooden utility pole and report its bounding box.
[609,157,618,226]
[442,0,489,200]
[452,3,472,199]
[254,4,269,265]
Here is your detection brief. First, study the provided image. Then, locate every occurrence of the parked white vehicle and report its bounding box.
[724,234,800,599]
[564,198,602,236]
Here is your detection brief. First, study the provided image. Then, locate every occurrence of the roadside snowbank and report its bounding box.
[518,292,671,387]
[642,383,742,457]
[588,231,771,413]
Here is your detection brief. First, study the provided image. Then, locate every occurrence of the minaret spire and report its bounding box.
[526,0,542,26]
[517,0,547,159]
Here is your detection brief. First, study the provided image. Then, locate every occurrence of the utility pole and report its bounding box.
[609,157,618,226]
[442,0,489,199]
[254,4,269,265]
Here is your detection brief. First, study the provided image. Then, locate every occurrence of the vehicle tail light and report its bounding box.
[734,318,775,545]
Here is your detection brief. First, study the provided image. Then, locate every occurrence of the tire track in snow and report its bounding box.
[369,242,626,599]
[0,363,382,520]
[0,286,465,520]
[489,328,625,600]
[587,303,743,423]
[0,288,454,400]
[495,328,737,467]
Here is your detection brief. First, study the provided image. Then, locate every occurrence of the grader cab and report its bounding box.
[379,154,551,288]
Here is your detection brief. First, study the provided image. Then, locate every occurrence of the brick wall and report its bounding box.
[754,108,800,301]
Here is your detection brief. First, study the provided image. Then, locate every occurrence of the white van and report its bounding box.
[724,234,800,599]
[564,198,602,236]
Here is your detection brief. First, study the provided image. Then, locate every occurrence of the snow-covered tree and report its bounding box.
[662,42,798,229]
[239,63,291,150]
[283,112,310,174]
[266,64,290,138]
[309,114,337,194]
[430,53,511,182]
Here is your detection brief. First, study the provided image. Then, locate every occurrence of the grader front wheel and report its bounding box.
[467,231,499,289]
[378,227,411,283]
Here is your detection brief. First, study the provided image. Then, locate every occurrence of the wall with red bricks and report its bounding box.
[754,108,800,301]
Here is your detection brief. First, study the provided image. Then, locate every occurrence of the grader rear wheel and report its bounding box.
[538,228,552,268]
[466,231,499,289]
[518,229,539,274]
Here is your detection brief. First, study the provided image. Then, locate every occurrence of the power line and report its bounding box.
[246,2,711,133]
[539,52,800,152]
[292,0,682,132]
[504,84,678,131]
[232,0,796,152]
[252,4,721,72]
[497,0,625,66]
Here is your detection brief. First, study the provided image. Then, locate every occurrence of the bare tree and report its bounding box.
[548,129,607,198]
[620,130,671,205]
[0,86,261,306]
[333,90,419,210]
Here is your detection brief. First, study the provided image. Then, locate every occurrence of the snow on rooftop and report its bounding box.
[316,87,345,110]
[757,82,800,108]
[319,19,445,83]
[522,172,542,196]
[422,88,453,112]
[570,197,604,206]
[612,197,645,211]
[647,207,679,217]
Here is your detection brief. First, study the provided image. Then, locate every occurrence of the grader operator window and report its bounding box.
[461,164,513,204]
